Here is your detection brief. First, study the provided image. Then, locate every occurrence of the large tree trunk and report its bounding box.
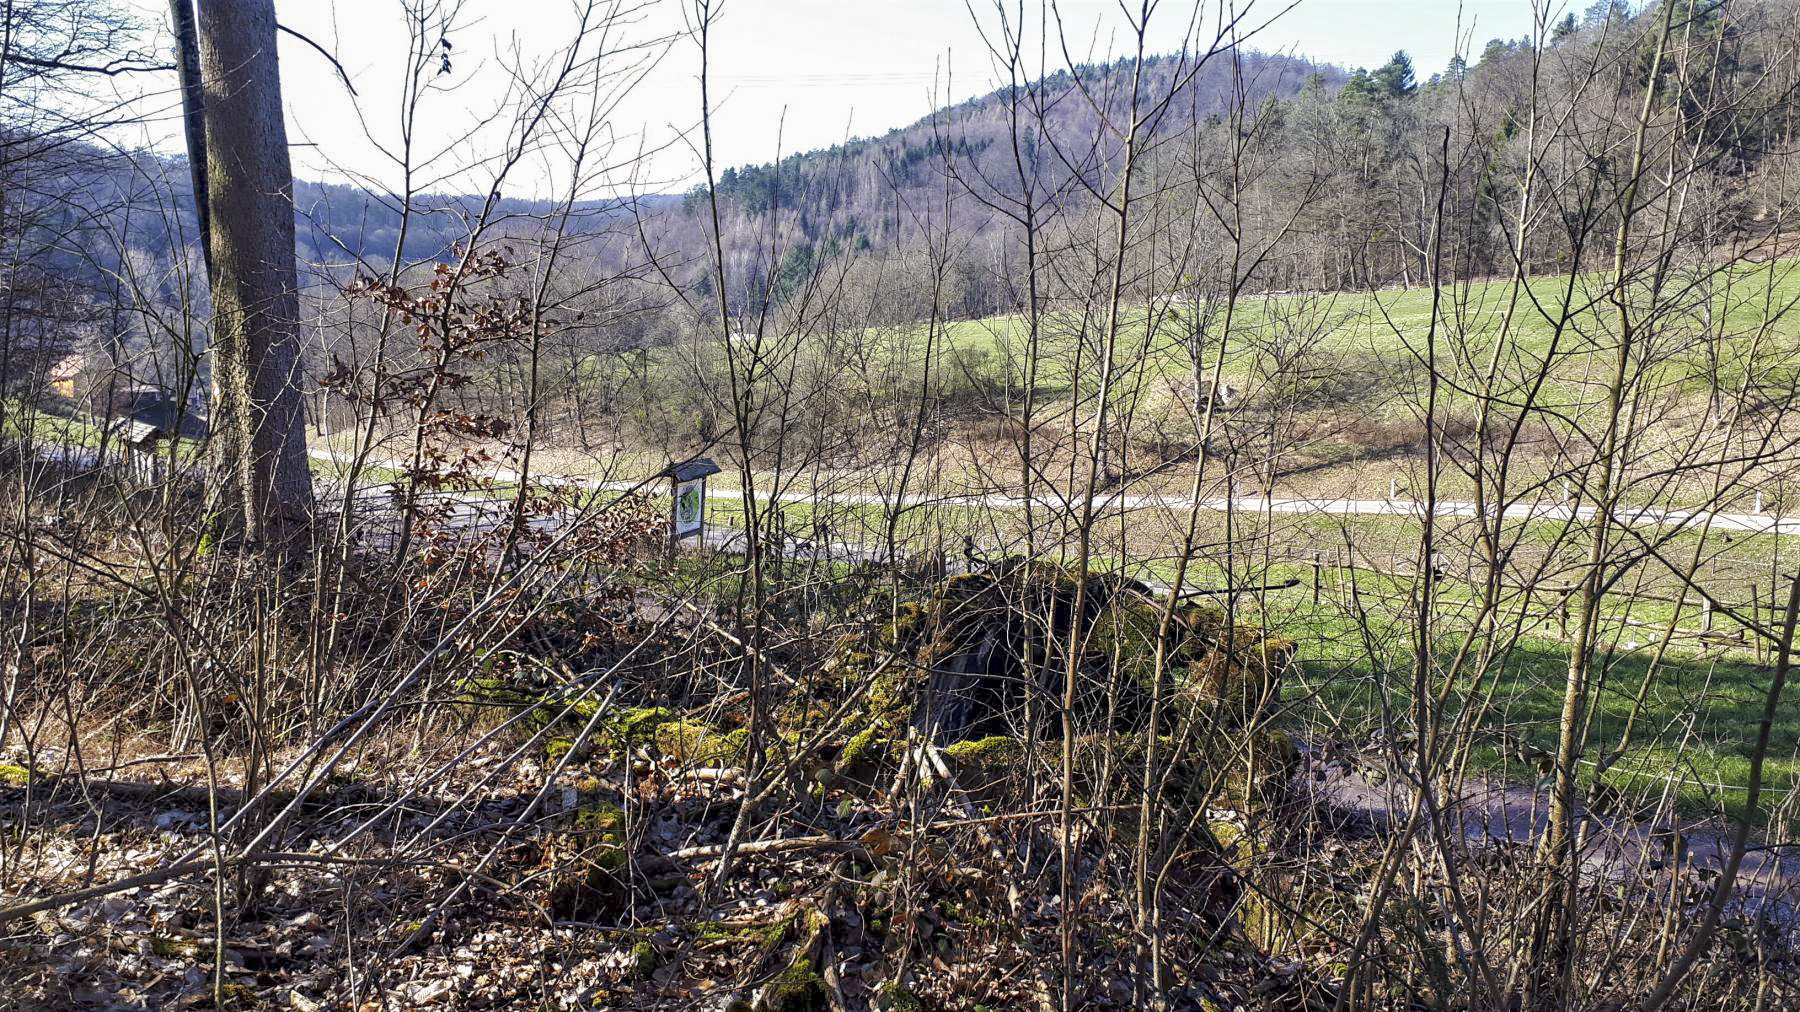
[197,0,313,545]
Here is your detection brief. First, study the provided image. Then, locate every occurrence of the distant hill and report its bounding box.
[678,49,1339,247]
[7,47,1338,287]
[288,179,681,272]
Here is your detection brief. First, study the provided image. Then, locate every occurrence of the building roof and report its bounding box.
[106,386,169,421]
[658,457,722,482]
[106,417,164,447]
[104,387,209,442]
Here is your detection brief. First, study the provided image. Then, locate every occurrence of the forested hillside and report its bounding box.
[3,47,1335,327]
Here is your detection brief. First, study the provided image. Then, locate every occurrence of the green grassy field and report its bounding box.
[4,399,107,449]
[931,259,1800,402]
[1122,522,1793,820]
[4,399,214,465]
[1278,584,1796,825]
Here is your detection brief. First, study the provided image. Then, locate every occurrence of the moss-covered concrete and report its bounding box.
[834,725,900,790]
[812,561,1296,751]
[654,720,750,766]
[547,798,631,920]
[876,981,925,1012]
[627,939,658,981]
[940,734,1024,805]
[753,906,831,1012]
[1213,807,1337,958]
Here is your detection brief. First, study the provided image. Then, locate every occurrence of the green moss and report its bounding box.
[835,726,899,789]
[886,600,927,639]
[873,601,929,672]
[573,800,626,835]
[755,907,831,1012]
[941,734,1023,801]
[608,706,676,740]
[459,673,532,709]
[654,720,748,765]
[628,940,658,981]
[690,922,729,942]
[549,800,631,919]
[460,675,678,748]
[1208,817,1247,861]
[811,601,931,731]
[690,918,789,950]
[725,727,753,757]
[758,959,826,1011]
[840,727,885,765]
[864,665,921,727]
[942,734,1020,764]
[546,707,688,766]
[876,982,924,1012]
[0,763,32,786]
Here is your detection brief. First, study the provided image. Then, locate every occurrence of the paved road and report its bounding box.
[1311,748,1800,926]
[309,448,1800,539]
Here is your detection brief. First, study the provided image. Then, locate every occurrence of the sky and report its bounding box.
[109,0,1577,198]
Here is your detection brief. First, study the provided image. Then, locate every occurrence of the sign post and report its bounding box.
[660,457,722,552]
